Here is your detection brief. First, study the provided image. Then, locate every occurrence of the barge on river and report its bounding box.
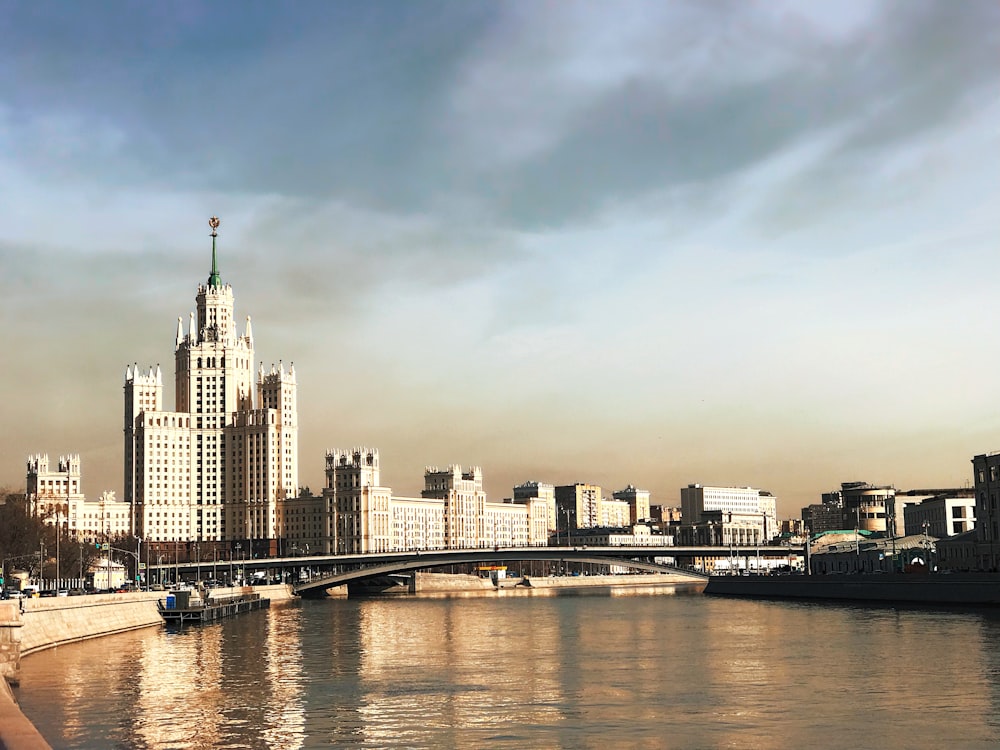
[157,589,270,624]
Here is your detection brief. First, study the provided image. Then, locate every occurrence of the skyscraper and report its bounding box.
[124,218,298,556]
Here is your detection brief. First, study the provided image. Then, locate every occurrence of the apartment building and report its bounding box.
[124,219,298,555]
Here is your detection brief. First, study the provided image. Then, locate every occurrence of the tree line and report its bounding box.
[0,488,134,584]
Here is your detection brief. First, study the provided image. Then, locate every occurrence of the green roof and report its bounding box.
[208,234,222,288]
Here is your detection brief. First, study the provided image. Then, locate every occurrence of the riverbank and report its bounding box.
[704,573,1000,605]
[2,585,296,750]
[0,678,50,750]
[19,584,295,656]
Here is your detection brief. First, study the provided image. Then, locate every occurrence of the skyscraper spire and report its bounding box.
[207,216,222,288]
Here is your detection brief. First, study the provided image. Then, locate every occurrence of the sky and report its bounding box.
[1,1,998,518]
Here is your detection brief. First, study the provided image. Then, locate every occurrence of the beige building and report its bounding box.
[551,482,651,532]
[124,221,298,554]
[839,481,901,535]
[555,483,603,529]
[613,485,651,524]
[513,481,557,532]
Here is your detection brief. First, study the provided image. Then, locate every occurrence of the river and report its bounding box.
[13,584,1000,749]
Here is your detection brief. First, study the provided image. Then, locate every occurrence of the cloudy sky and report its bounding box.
[2,1,998,517]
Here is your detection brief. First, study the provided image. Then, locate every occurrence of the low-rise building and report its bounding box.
[809,533,934,575]
[551,524,673,547]
[675,510,771,547]
[969,452,1000,570]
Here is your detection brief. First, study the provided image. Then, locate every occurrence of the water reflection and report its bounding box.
[14,592,1000,749]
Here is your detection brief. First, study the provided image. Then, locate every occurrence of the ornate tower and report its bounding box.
[125,218,298,555]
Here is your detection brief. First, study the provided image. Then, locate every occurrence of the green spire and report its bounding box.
[208,216,222,288]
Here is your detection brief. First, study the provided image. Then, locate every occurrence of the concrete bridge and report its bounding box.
[149,544,803,595]
[293,547,707,596]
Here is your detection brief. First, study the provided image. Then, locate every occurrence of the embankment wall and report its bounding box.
[412,572,496,592]
[0,677,51,750]
[704,573,1000,604]
[524,573,705,588]
[18,584,295,656]
[3,585,296,750]
[19,592,162,656]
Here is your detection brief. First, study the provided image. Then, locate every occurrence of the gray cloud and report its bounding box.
[462,1,1000,229]
[4,1,995,237]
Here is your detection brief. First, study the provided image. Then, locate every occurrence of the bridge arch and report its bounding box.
[293,549,707,597]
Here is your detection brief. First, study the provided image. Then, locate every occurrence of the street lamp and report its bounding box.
[133,535,143,589]
[922,520,932,572]
[55,505,60,590]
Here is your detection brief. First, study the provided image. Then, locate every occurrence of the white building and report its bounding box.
[26,455,132,540]
[124,219,298,554]
[902,491,976,538]
[26,453,83,519]
[319,451,550,554]
[325,447,394,555]
[680,484,778,542]
[514,481,557,532]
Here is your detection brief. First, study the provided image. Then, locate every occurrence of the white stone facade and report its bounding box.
[318,452,551,554]
[26,455,132,540]
[681,484,778,537]
[903,493,977,538]
[125,230,298,547]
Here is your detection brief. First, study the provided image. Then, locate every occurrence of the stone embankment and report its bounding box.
[1,602,51,750]
[412,572,496,592]
[522,572,707,589]
[1,585,296,750]
[704,573,1000,604]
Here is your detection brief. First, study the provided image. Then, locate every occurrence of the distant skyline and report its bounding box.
[2,2,998,518]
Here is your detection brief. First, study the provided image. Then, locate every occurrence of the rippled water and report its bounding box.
[14,585,1000,749]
